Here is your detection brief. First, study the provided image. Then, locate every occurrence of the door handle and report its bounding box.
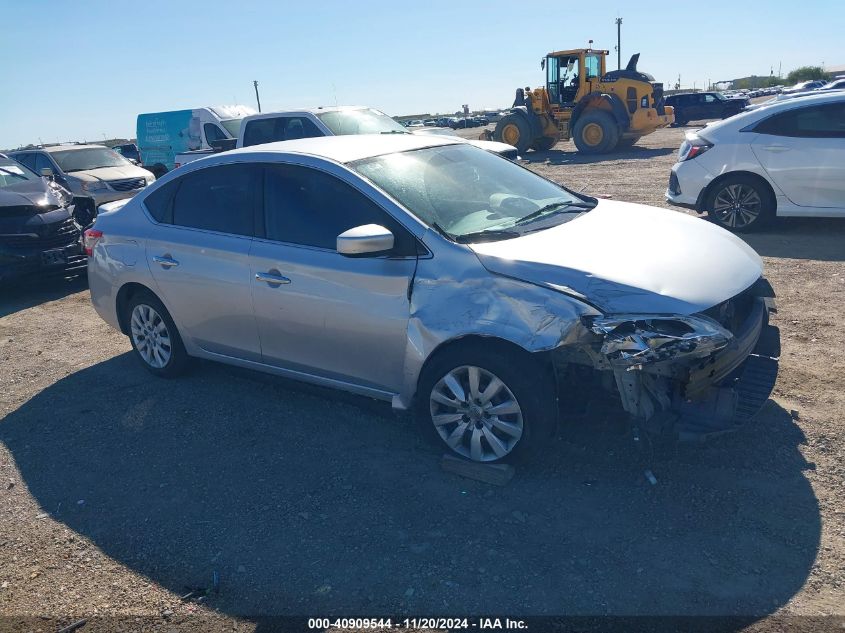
[153,255,179,268]
[762,145,790,152]
[255,271,291,286]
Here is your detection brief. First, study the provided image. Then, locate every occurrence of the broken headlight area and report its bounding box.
[587,314,732,368]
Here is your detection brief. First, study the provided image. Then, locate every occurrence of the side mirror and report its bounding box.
[336,224,394,257]
[40,167,54,177]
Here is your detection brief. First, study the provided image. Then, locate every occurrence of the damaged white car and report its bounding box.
[87,135,779,463]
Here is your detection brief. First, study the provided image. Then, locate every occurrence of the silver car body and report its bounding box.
[89,134,777,440]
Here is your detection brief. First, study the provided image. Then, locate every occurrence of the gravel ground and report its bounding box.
[1,121,844,632]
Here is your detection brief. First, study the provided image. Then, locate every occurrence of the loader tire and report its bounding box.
[494,114,533,154]
[573,110,620,154]
[532,136,557,152]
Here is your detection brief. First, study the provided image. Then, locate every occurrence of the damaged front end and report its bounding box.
[581,282,780,440]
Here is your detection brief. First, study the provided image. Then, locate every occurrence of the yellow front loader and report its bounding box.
[491,49,674,154]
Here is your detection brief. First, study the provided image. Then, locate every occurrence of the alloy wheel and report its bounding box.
[712,183,762,229]
[429,365,524,462]
[130,304,172,369]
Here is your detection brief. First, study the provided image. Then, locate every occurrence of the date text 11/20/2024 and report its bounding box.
[307,617,528,630]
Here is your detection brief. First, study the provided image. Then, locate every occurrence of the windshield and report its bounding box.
[317,108,409,135]
[51,147,129,172]
[352,144,592,242]
[220,117,244,137]
[0,158,37,188]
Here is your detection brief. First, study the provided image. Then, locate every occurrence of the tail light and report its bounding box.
[83,228,103,256]
[678,133,713,161]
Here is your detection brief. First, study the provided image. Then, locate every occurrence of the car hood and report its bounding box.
[0,178,69,212]
[464,139,518,155]
[68,165,151,182]
[469,200,763,315]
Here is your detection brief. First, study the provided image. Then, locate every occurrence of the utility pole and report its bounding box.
[253,80,262,113]
[615,17,622,70]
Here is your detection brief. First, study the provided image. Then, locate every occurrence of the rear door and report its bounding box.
[143,162,263,360]
[750,102,845,210]
[249,162,418,392]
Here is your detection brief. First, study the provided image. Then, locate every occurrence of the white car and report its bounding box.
[667,92,845,231]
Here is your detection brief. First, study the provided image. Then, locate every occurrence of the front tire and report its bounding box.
[416,343,555,463]
[494,114,533,154]
[704,175,775,232]
[572,110,620,154]
[125,290,190,377]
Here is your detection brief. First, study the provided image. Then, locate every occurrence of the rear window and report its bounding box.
[241,117,323,147]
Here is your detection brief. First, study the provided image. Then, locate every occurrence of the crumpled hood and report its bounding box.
[0,178,70,213]
[469,199,763,315]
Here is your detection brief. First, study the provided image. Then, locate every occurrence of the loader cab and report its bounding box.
[544,49,606,105]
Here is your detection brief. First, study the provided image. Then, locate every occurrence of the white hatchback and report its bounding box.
[666,92,845,231]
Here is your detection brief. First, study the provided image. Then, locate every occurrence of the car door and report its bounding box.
[249,162,419,393]
[750,102,845,210]
[701,94,719,118]
[142,162,263,360]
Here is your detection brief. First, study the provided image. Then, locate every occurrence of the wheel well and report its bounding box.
[416,335,553,396]
[115,282,159,334]
[572,93,629,129]
[697,171,777,213]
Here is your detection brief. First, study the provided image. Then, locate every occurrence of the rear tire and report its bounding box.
[531,136,557,152]
[415,342,556,463]
[615,136,640,150]
[494,114,533,154]
[124,290,190,378]
[704,174,775,233]
[572,110,619,154]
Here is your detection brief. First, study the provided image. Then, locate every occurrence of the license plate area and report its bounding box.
[41,248,68,266]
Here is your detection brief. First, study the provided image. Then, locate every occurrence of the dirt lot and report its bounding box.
[1,123,844,632]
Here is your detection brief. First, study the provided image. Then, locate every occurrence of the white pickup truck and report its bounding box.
[174,106,518,168]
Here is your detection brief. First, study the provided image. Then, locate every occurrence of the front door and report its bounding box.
[144,162,262,360]
[250,164,418,392]
[751,101,845,210]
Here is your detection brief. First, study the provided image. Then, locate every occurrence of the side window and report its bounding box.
[263,165,417,255]
[754,104,845,138]
[704,94,716,103]
[35,154,58,174]
[143,180,179,223]
[203,123,227,144]
[171,164,258,236]
[15,153,36,171]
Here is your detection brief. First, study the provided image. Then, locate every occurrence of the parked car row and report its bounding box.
[402,115,491,129]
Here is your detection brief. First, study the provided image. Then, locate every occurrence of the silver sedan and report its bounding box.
[87,134,779,463]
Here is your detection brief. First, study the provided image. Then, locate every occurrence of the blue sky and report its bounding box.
[1,0,842,148]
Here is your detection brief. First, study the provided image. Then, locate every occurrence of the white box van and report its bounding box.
[136,105,255,177]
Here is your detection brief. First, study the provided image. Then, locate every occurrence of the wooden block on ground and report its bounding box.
[440,453,515,486]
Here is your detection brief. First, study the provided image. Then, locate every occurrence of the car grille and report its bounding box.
[108,177,146,192]
[0,217,81,250]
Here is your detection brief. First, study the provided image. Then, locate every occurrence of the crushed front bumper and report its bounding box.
[673,296,779,439]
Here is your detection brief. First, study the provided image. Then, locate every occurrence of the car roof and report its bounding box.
[41,144,109,153]
[243,105,372,122]
[226,133,461,164]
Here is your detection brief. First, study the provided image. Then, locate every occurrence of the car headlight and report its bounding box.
[587,314,732,367]
[81,180,108,192]
[146,175,156,185]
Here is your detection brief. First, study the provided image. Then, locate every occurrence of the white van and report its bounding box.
[136,105,255,177]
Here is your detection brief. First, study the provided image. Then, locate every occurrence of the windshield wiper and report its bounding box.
[380,130,409,134]
[512,201,594,226]
[453,228,520,243]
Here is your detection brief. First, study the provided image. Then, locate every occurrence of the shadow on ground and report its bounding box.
[524,146,676,165]
[0,274,88,319]
[1,354,820,617]
[739,217,845,262]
